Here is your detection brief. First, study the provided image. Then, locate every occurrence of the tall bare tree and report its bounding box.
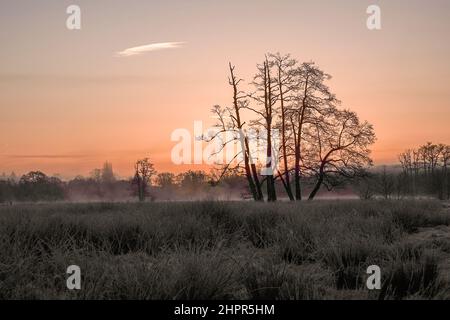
[271,53,298,201]
[228,63,263,200]
[289,62,338,200]
[248,57,278,201]
[206,64,263,201]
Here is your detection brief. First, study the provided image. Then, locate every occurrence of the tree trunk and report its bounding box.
[267,176,277,202]
[308,162,325,200]
[138,177,145,202]
[243,148,258,200]
[266,61,276,202]
[294,146,302,200]
[308,174,323,200]
[266,125,277,202]
[250,162,264,201]
[229,63,260,201]
[278,67,294,201]
[294,75,309,201]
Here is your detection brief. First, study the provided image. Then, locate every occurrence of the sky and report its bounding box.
[0,0,449,178]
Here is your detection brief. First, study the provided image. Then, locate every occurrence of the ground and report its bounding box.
[0,200,449,299]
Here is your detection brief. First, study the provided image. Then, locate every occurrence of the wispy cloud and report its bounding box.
[116,42,186,57]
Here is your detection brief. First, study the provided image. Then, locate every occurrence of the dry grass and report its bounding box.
[0,200,449,299]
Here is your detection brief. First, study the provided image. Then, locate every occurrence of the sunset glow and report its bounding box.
[1,0,449,178]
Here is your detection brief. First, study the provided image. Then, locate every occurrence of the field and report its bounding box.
[1,200,450,299]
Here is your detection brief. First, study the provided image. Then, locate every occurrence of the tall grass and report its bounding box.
[0,200,449,299]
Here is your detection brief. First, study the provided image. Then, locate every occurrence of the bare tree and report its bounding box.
[270,53,297,201]
[228,63,263,200]
[302,109,376,200]
[156,172,175,189]
[399,149,415,195]
[133,158,156,202]
[377,166,395,199]
[288,62,338,200]
[248,57,278,201]
[398,143,450,199]
[207,53,376,202]
[419,142,442,175]
[206,63,263,201]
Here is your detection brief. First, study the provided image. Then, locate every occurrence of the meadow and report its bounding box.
[0,200,449,299]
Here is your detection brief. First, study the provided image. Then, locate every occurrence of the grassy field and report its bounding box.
[0,200,449,300]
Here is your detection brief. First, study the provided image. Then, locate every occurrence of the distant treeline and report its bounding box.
[1,142,448,203]
[354,142,450,200]
[0,162,249,203]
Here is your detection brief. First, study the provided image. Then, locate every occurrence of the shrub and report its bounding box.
[321,239,385,290]
[277,218,316,264]
[380,249,443,299]
[241,259,321,300]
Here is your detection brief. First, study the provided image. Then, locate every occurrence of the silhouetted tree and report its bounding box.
[289,62,338,200]
[132,158,157,202]
[207,53,376,202]
[248,57,278,201]
[398,142,450,199]
[156,172,175,189]
[271,53,297,200]
[302,109,375,200]
[206,64,263,201]
[377,166,395,199]
[178,170,208,190]
[17,171,65,202]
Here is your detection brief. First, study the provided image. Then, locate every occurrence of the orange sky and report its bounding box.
[1,0,449,178]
